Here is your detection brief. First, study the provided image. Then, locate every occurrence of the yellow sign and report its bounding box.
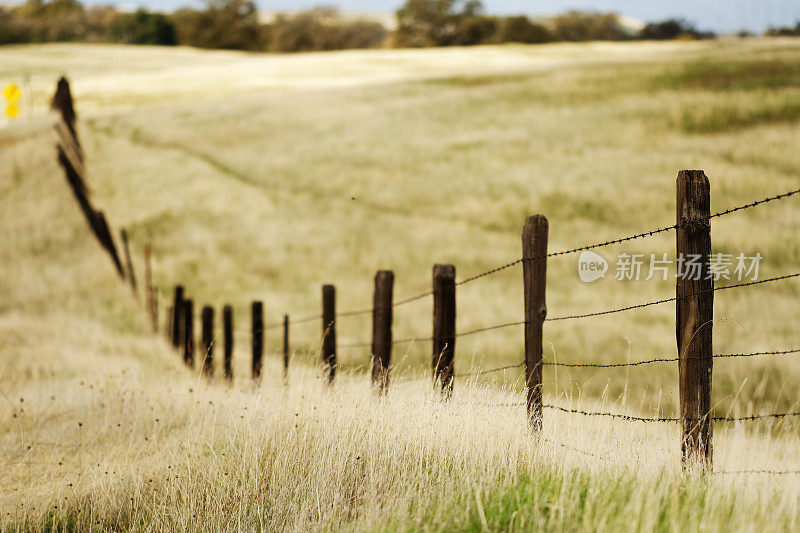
[3,83,22,119]
[3,83,21,103]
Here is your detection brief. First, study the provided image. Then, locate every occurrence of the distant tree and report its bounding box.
[551,11,627,42]
[451,15,497,45]
[84,6,119,42]
[0,7,30,44]
[268,8,386,52]
[111,9,176,45]
[172,0,263,51]
[639,19,713,40]
[496,16,553,44]
[765,22,800,37]
[10,0,87,41]
[395,0,488,47]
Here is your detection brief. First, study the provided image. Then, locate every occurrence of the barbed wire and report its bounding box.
[340,271,800,349]
[223,189,800,334]
[450,186,800,288]
[707,187,800,221]
[456,362,524,378]
[714,469,800,476]
[544,404,679,422]
[543,405,800,423]
[548,272,800,322]
[541,437,605,458]
[446,348,800,377]
[543,348,800,368]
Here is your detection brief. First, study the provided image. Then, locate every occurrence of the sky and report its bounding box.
[25,0,800,33]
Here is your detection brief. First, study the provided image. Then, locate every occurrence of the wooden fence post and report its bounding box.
[183,299,194,368]
[283,315,290,380]
[432,264,456,397]
[252,301,264,381]
[144,244,157,333]
[523,215,548,431]
[202,306,214,378]
[322,285,337,383]
[223,305,234,382]
[94,212,125,278]
[171,285,184,349]
[120,229,137,295]
[676,170,714,466]
[371,271,394,393]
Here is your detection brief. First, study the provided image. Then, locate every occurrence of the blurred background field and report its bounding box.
[2,38,800,530]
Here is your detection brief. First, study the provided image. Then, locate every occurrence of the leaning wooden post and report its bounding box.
[432,264,456,397]
[676,170,714,467]
[282,315,290,380]
[120,229,137,295]
[201,306,214,378]
[371,271,394,393]
[251,302,264,381]
[523,215,548,431]
[183,299,194,368]
[144,244,157,332]
[171,285,184,349]
[322,285,337,383]
[223,305,234,382]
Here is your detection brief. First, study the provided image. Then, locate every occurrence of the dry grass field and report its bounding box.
[2,39,800,530]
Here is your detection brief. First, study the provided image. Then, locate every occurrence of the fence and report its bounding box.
[51,77,800,473]
[163,171,800,471]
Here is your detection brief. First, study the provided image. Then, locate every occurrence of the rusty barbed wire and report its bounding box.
[341,273,800,349]
[544,348,800,368]
[543,405,800,423]
[450,186,800,287]
[548,272,800,322]
[708,188,800,220]
[714,469,800,475]
[456,362,525,378]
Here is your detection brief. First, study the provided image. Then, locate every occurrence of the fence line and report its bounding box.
[154,169,800,470]
[347,272,800,347]
[206,186,800,326]
[52,74,800,474]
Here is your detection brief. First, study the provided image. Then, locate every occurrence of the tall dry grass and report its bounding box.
[2,38,800,530]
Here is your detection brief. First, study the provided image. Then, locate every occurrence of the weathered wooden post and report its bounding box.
[223,305,234,382]
[676,170,714,467]
[144,244,157,333]
[183,299,194,368]
[432,264,456,397]
[283,315,290,380]
[371,271,394,393]
[522,215,548,431]
[171,285,184,349]
[251,301,264,381]
[201,306,214,378]
[52,76,124,279]
[322,285,337,383]
[120,229,137,295]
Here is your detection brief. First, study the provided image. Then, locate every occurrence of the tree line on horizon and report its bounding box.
[0,0,795,51]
